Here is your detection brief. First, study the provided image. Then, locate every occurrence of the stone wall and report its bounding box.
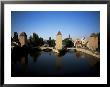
[76,48,100,58]
[87,36,98,51]
[19,32,27,47]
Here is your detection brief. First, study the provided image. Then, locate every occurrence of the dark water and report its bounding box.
[11,49,100,77]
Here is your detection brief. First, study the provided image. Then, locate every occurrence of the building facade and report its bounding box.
[81,37,88,48]
[55,31,62,50]
[74,39,82,48]
[87,36,98,51]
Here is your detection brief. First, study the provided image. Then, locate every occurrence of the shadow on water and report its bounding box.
[58,48,68,57]
[11,45,29,64]
[29,48,41,62]
[11,46,42,76]
[72,49,100,77]
[11,45,29,76]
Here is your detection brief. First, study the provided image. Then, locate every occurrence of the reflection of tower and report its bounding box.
[19,32,27,47]
[55,31,62,50]
[19,56,28,75]
[20,56,28,64]
[56,56,62,71]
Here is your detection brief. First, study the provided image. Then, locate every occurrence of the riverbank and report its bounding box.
[11,46,100,58]
[75,48,100,58]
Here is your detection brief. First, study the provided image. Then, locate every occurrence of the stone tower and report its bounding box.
[19,32,27,47]
[55,31,62,50]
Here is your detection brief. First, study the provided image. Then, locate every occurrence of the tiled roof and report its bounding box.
[57,31,62,35]
[19,32,27,36]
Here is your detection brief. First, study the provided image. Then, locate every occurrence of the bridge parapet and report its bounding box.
[67,48,76,50]
[40,47,53,50]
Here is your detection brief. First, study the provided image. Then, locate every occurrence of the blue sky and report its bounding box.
[11,11,100,40]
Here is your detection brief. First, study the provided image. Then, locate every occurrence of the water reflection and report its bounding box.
[11,47,28,63]
[11,48,100,77]
[29,49,41,62]
[56,55,63,72]
[75,51,82,58]
[20,56,28,64]
[11,52,28,76]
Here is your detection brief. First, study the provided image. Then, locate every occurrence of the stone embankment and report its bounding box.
[76,48,100,58]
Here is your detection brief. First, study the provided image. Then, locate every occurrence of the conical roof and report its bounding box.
[19,32,27,36]
[57,31,62,35]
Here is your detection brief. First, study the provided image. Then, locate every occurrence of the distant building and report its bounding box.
[87,36,98,51]
[74,39,82,48]
[81,37,88,48]
[68,34,72,41]
[65,34,72,41]
[19,32,27,47]
[55,31,62,50]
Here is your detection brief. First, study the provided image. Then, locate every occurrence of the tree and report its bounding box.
[63,38,73,47]
[28,35,33,46]
[49,37,51,41]
[11,37,13,42]
[32,33,39,46]
[28,33,44,47]
[51,39,55,47]
[39,37,44,46]
[48,37,51,47]
[13,32,18,42]
[47,37,55,47]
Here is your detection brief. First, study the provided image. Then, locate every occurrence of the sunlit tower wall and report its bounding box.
[55,31,62,50]
[19,32,27,47]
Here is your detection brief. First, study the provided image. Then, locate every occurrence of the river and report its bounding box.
[11,49,100,77]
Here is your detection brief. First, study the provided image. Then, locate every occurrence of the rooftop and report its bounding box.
[57,31,62,35]
[19,32,27,36]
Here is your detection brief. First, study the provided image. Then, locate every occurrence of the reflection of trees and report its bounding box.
[29,49,41,62]
[58,49,68,57]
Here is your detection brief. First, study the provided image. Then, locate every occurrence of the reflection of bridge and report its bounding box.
[67,48,76,50]
[40,47,54,50]
[39,47,76,53]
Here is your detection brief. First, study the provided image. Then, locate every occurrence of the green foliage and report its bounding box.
[47,37,55,47]
[30,49,41,62]
[12,32,19,42]
[63,39,73,47]
[29,33,44,47]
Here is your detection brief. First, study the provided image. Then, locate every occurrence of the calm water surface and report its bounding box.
[11,50,100,77]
